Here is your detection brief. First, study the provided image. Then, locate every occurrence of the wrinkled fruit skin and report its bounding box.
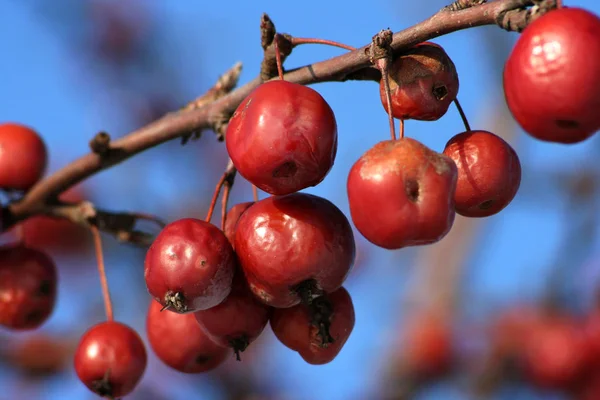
[0,245,57,330]
[226,80,338,195]
[347,138,457,249]
[74,321,147,398]
[443,130,521,217]
[270,287,355,365]
[146,300,228,373]
[503,8,600,143]
[144,218,235,313]
[223,202,255,248]
[234,193,355,308]
[194,272,272,351]
[380,42,459,121]
[0,123,48,191]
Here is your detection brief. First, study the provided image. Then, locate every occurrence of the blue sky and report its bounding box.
[1,1,600,399]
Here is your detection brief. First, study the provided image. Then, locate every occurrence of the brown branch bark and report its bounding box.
[6,0,540,227]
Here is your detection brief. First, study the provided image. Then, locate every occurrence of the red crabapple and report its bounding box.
[503,8,600,143]
[270,287,355,365]
[443,130,521,217]
[223,201,254,248]
[380,42,459,121]
[0,245,57,330]
[74,321,147,398]
[194,272,272,361]
[0,123,48,191]
[226,80,338,195]
[234,192,355,308]
[144,218,235,313]
[146,300,229,373]
[347,138,457,249]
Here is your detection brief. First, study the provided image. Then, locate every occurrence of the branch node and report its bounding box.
[443,0,486,12]
[369,29,393,64]
[497,0,557,32]
[260,13,276,50]
[260,33,293,82]
[89,132,111,156]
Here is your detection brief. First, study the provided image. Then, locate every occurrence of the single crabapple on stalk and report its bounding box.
[144,218,236,313]
[233,192,356,310]
[347,138,458,250]
[146,300,229,373]
[270,286,355,365]
[0,122,48,192]
[194,270,272,361]
[503,7,600,144]
[443,130,521,217]
[0,245,57,330]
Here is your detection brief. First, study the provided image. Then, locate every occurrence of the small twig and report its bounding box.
[443,0,487,11]
[260,13,276,50]
[370,29,396,141]
[206,160,237,223]
[219,160,236,230]
[454,98,471,132]
[291,37,356,51]
[90,226,113,322]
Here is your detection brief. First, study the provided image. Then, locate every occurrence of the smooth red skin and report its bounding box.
[194,273,272,349]
[523,317,591,390]
[223,202,254,248]
[144,218,235,312]
[0,123,48,191]
[225,80,338,195]
[583,311,600,366]
[234,193,355,308]
[0,245,57,330]
[503,8,600,144]
[146,300,228,373]
[74,321,147,398]
[443,130,521,217]
[270,287,355,365]
[380,42,459,121]
[401,313,452,377]
[347,138,457,250]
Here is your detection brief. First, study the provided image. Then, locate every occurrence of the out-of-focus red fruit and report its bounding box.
[223,202,254,248]
[74,321,147,398]
[0,123,48,191]
[0,245,57,330]
[490,307,543,358]
[194,272,272,360]
[234,193,355,308]
[8,334,71,376]
[347,138,457,249]
[144,218,236,313]
[226,80,338,195]
[583,309,600,366]
[380,42,459,121]
[270,287,355,365]
[503,8,600,143]
[146,300,229,373]
[443,130,521,217]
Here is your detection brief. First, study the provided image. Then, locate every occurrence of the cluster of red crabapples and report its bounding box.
[0,5,599,400]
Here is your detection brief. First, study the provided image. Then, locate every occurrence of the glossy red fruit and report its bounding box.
[194,272,271,360]
[380,42,459,121]
[144,218,235,313]
[443,130,521,217]
[226,80,338,195]
[270,287,355,365]
[347,138,457,249]
[0,123,48,191]
[223,201,254,248]
[147,300,229,373]
[234,193,355,308]
[0,245,57,330]
[400,312,453,378]
[74,321,147,398]
[503,8,600,144]
[522,315,590,389]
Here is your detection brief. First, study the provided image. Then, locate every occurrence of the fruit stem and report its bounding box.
[220,181,232,230]
[206,173,226,223]
[14,223,25,246]
[291,37,356,51]
[378,57,397,140]
[399,119,405,140]
[556,0,562,8]
[274,34,285,80]
[454,98,471,132]
[252,184,259,202]
[90,226,114,322]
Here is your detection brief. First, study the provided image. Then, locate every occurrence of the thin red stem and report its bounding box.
[220,183,232,231]
[454,98,471,132]
[252,185,259,202]
[556,0,562,8]
[206,174,227,223]
[14,224,25,246]
[90,226,113,322]
[399,119,405,139]
[379,60,397,141]
[274,34,285,80]
[291,37,356,51]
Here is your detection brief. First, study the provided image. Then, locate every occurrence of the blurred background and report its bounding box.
[1,0,600,399]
